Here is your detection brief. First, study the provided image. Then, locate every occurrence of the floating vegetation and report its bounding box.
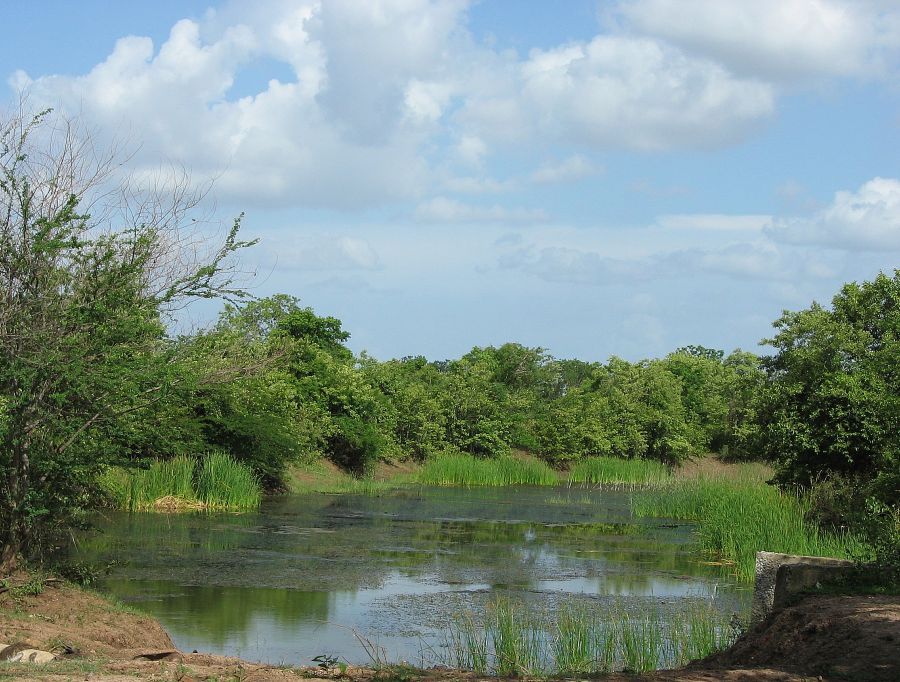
[439,597,740,675]
[417,453,559,487]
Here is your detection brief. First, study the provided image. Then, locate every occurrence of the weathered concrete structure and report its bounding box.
[751,551,856,623]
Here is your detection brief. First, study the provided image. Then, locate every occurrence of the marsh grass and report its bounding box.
[568,457,671,487]
[633,475,868,581]
[196,451,261,510]
[417,453,559,487]
[103,452,260,512]
[439,597,738,675]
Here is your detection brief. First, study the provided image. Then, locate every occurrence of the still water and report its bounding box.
[75,486,749,666]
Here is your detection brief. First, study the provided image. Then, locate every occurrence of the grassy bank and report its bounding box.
[101,453,261,512]
[417,452,559,486]
[568,456,671,486]
[632,470,867,581]
[440,597,739,675]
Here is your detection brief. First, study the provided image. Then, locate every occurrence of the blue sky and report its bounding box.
[3,0,900,361]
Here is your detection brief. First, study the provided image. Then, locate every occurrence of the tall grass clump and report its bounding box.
[418,452,558,487]
[196,451,261,510]
[100,453,260,512]
[568,457,671,487]
[123,455,198,511]
[633,476,867,581]
[440,598,738,675]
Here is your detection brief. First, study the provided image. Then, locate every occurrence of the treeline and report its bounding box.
[111,295,760,484]
[101,269,899,521]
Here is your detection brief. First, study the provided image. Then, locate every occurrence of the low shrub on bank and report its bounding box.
[417,452,559,486]
[633,476,867,581]
[102,453,260,512]
[568,456,671,486]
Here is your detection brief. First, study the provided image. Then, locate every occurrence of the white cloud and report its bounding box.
[657,214,771,231]
[9,0,790,211]
[414,197,547,223]
[260,233,381,270]
[619,0,900,81]
[768,177,900,250]
[529,155,596,185]
[461,34,775,152]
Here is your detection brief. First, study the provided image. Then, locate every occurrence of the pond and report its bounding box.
[74,486,750,667]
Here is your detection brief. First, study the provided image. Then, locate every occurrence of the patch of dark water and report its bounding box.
[74,486,749,666]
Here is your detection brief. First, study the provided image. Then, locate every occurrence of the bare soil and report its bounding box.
[1,574,897,681]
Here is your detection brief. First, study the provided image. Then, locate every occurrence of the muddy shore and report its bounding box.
[1,575,897,682]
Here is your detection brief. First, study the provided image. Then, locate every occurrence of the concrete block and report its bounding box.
[752,551,855,623]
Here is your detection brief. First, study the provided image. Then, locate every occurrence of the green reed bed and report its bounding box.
[439,598,739,675]
[196,451,261,510]
[417,452,559,487]
[102,452,261,512]
[568,456,671,487]
[632,476,867,581]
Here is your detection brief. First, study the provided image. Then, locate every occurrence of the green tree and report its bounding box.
[759,271,900,498]
[0,109,253,571]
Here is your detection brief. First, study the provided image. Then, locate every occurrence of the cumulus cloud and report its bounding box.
[7,0,793,211]
[768,177,900,250]
[619,0,900,81]
[460,34,775,151]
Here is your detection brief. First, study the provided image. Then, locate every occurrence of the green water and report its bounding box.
[74,486,749,666]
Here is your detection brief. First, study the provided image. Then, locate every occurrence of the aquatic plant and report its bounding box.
[439,597,738,675]
[568,456,671,487]
[632,476,867,581]
[417,453,559,487]
[196,451,261,510]
[102,452,260,512]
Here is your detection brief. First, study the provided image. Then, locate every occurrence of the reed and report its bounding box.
[418,453,559,487]
[101,452,260,512]
[124,455,197,511]
[568,456,671,486]
[195,451,261,510]
[633,476,867,581]
[439,597,738,675]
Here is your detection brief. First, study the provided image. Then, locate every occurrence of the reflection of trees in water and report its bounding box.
[104,579,333,647]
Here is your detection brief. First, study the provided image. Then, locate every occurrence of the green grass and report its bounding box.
[632,476,868,581]
[417,452,559,487]
[196,451,261,510]
[439,597,739,675]
[568,456,671,487]
[102,452,260,512]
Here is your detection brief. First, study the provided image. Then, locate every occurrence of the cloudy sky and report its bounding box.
[3,0,899,361]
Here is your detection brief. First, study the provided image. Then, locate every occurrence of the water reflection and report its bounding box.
[74,486,749,665]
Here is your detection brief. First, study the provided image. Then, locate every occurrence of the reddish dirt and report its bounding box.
[1,576,897,681]
[702,594,900,681]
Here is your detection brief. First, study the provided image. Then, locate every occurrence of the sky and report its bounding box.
[2,0,900,362]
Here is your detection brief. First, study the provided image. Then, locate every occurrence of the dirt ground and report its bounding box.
[1,574,898,682]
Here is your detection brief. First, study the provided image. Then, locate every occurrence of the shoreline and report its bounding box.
[1,574,898,681]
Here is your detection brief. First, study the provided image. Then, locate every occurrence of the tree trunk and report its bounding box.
[0,536,19,574]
